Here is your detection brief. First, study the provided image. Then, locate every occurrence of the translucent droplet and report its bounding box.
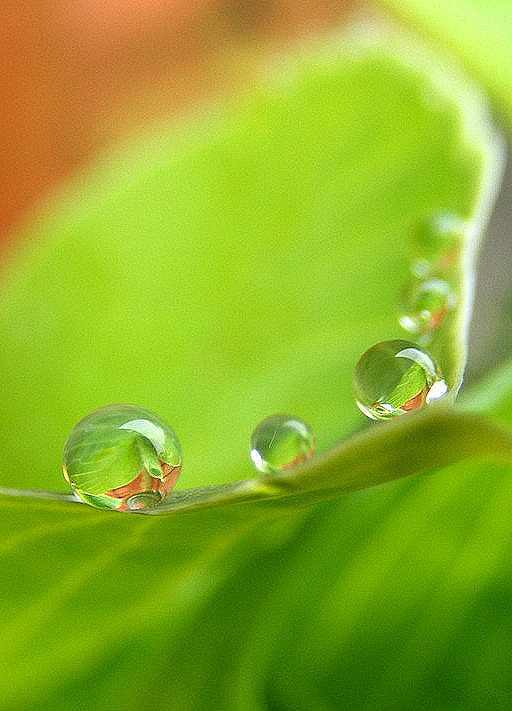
[399,278,456,336]
[63,404,182,511]
[250,414,315,474]
[353,340,447,421]
[411,212,466,276]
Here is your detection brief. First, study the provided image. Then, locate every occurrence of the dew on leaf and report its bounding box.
[399,278,456,337]
[250,414,315,474]
[353,340,447,421]
[62,404,182,511]
[411,212,466,276]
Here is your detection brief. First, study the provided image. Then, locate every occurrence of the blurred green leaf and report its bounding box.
[0,37,500,493]
[0,34,506,710]
[376,0,512,129]
[3,406,512,711]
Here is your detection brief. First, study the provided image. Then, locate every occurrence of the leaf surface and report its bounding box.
[376,0,512,129]
[0,35,506,710]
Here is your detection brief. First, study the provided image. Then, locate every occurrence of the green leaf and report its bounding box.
[2,406,512,711]
[375,0,512,129]
[0,36,502,494]
[0,33,506,710]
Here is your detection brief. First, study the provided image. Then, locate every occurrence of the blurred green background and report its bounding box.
[2,2,512,710]
[1,0,510,379]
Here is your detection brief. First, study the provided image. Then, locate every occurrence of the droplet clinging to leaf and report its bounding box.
[353,340,447,421]
[250,414,315,474]
[63,404,182,511]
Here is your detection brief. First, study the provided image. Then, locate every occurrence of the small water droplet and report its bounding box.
[399,278,456,336]
[411,212,466,275]
[250,414,315,474]
[62,404,182,511]
[353,340,447,421]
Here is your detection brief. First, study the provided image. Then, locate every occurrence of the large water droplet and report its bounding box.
[353,340,447,421]
[411,212,466,276]
[250,414,315,474]
[399,278,456,337]
[63,404,182,511]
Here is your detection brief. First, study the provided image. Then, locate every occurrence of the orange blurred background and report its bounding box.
[1,0,355,245]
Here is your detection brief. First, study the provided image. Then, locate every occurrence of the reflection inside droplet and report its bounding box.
[250,414,315,474]
[400,278,456,337]
[412,212,466,275]
[62,404,182,511]
[353,340,447,421]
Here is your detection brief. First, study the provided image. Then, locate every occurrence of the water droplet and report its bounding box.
[411,212,466,275]
[62,404,182,511]
[250,414,315,474]
[399,278,456,336]
[353,340,447,421]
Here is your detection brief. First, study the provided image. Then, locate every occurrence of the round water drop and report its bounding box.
[400,278,456,336]
[412,212,466,276]
[353,340,447,421]
[250,414,315,474]
[63,404,182,511]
